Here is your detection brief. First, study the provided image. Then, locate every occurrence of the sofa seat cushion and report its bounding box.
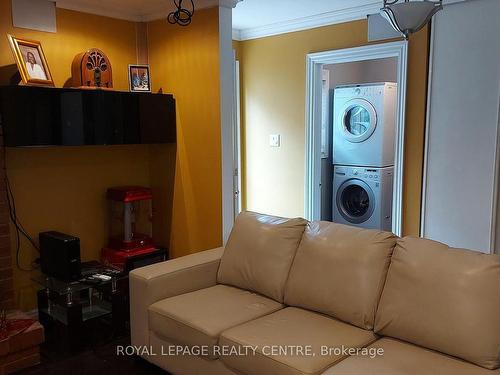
[375,237,500,369]
[217,211,308,302]
[149,284,283,358]
[219,307,377,375]
[285,222,396,330]
[322,338,500,375]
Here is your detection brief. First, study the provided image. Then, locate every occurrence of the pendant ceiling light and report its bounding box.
[380,0,443,39]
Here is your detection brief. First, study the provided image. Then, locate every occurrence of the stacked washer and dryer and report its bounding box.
[332,83,397,231]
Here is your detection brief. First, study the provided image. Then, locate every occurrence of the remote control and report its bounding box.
[93,274,112,281]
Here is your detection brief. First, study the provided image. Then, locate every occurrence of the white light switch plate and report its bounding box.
[270,134,281,147]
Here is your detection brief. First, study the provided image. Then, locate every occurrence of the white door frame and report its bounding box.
[494,95,500,254]
[219,5,236,244]
[419,20,435,239]
[304,40,408,236]
[233,58,242,217]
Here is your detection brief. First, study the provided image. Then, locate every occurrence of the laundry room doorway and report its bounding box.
[305,41,408,236]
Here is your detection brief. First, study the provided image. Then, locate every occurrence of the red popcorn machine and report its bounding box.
[101,186,167,271]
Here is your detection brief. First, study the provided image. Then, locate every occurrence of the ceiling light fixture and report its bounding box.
[380,0,443,39]
[167,0,195,26]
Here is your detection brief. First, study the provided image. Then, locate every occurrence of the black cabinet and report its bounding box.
[0,86,61,146]
[139,93,176,144]
[60,90,127,146]
[0,86,176,147]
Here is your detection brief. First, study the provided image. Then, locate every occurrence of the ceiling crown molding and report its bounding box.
[219,0,242,9]
[232,29,242,40]
[232,0,466,41]
[233,2,382,41]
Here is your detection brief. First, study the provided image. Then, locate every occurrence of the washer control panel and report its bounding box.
[335,166,380,180]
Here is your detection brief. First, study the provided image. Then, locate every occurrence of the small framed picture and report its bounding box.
[7,34,54,86]
[129,65,151,92]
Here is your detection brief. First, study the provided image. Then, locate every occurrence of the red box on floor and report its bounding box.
[0,311,44,375]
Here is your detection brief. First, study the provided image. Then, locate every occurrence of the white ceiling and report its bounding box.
[54,0,462,38]
[55,0,225,22]
[232,0,463,40]
[54,0,383,26]
[233,0,381,30]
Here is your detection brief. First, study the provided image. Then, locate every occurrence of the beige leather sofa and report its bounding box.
[130,211,500,375]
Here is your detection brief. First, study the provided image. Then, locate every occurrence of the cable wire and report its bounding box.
[167,0,195,26]
[2,143,39,272]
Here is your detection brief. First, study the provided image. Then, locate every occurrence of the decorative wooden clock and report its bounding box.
[71,48,113,89]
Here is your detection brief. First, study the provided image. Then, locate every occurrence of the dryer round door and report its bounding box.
[340,98,377,143]
[336,179,375,224]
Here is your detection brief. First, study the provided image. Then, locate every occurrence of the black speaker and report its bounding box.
[39,231,81,281]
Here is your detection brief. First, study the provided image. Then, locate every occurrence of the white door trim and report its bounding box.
[233,58,242,217]
[492,92,500,254]
[420,20,436,238]
[305,40,408,236]
[219,5,236,244]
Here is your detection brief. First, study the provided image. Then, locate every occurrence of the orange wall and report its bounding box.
[147,7,222,258]
[0,2,224,310]
[0,4,139,90]
[0,2,149,310]
[238,21,429,235]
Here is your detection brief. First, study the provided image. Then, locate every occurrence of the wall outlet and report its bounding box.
[269,134,281,147]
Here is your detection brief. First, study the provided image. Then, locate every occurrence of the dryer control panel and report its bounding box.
[334,82,395,98]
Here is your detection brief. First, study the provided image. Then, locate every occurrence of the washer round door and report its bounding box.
[336,179,375,224]
[340,98,377,143]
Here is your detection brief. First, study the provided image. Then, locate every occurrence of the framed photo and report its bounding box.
[7,34,54,86]
[129,65,151,92]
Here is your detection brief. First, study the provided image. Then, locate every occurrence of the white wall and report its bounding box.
[422,0,500,253]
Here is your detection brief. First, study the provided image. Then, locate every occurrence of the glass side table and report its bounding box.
[31,267,128,354]
[32,275,112,324]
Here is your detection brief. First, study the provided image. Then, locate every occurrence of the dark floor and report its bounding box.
[18,336,168,375]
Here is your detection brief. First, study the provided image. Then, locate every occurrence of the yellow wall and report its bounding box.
[1,2,223,309]
[238,21,429,235]
[0,1,151,309]
[147,7,222,258]
[0,6,138,90]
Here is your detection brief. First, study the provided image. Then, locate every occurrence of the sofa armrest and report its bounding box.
[130,247,224,347]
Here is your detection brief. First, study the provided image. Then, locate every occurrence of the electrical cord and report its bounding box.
[2,143,39,272]
[167,0,195,26]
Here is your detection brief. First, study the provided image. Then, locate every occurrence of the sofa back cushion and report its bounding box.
[284,221,396,330]
[217,211,308,302]
[375,236,500,370]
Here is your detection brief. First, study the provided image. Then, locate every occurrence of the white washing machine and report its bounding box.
[333,82,397,167]
[333,165,394,231]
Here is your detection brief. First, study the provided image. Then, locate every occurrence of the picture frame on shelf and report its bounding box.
[128,64,151,92]
[7,34,54,87]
